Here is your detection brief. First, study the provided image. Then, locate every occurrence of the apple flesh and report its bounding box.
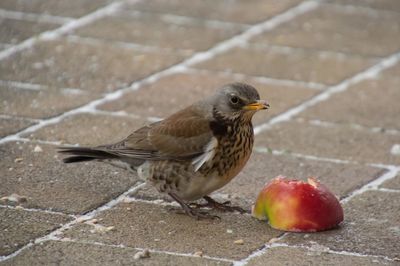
[252,176,343,232]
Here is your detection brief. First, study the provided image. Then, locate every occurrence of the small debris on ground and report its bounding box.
[234,239,244,245]
[193,251,203,257]
[33,145,43,153]
[14,158,23,163]
[134,249,150,260]
[0,193,27,204]
[226,229,233,234]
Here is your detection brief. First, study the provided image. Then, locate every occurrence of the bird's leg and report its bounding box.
[168,193,219,220]
[190,195,247,213]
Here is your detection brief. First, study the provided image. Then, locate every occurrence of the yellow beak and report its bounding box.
[243,100,270,111]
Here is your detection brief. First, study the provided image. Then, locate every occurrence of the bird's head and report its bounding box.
[211,83,269,122]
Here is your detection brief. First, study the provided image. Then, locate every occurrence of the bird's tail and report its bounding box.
[58,146,118,163]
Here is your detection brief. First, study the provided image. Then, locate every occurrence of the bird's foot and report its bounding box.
[190,196,247,214]
[168,192,219,220]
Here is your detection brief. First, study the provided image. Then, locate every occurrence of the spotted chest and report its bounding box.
[200,120,254,181]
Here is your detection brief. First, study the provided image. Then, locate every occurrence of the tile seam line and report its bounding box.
[0,0,319,145]
[0,8,73,24]
[254,50,400,135]
[54,238,236,263]
[0,182,146,262]
[0,0,126,61]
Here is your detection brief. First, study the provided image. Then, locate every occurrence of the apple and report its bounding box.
[252,176,343,232]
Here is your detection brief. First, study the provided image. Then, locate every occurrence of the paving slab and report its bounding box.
[380,175,400,190]
[0,117,35,138]
[298,76,400,130]
[127,0,303,24]
[0,38,185,94]
[0,0,114,18]
[0,18,59,45]
[194,46,377,85]
[24,113,148,146]
[130,151,384,210]
[74,11,242,52]
[98,72,319,125]
[326,0,400,13]
[0,240,230,266]
[0,207,71,256]
[246,246,396,266]
[278,190,400,260]
[250,4,400,57]
[0,141,137,214]
[255,120,400,165]
[63,201,281,260]
[0,84,97,119]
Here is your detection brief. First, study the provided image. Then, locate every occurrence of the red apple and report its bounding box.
[252,176,343,232]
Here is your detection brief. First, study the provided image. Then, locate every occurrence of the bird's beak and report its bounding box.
[243,100,270,111]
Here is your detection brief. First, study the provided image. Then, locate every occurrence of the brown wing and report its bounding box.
[101,106,213,161]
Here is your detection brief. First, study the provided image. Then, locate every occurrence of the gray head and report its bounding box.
[210,82,269,121]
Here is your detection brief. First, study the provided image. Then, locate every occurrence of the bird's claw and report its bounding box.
[190,196,247,214]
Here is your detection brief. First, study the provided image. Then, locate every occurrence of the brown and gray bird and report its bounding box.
[59,83,269,219]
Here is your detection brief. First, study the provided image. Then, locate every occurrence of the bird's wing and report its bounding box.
[101,106,216,162]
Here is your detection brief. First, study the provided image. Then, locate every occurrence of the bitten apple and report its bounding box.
[252,176,343,232]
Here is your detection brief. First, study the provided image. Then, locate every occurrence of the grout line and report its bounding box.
[0,80,47,91]
[254,50,400,135]
[243,42,381,61]
[373,188,400,193]
[117,9,250,30]
[0,1,125,61]
[254,147,400,169]
[320,1,400,17]
[296,118,400,136]
[341,166,400,203]
[183,67,327,90]
[0,0,318,145]
[159,13,250,30]
[0,182,146,262]
[0,8,73,24]
[0,114,41,123]
[233,233,288,266]
[66,35,194,56]
[55,238,236,263]
[0,204,76,218]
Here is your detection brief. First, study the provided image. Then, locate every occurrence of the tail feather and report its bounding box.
[58,146,118,163]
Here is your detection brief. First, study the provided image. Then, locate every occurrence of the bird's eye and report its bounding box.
[230,96,239,104]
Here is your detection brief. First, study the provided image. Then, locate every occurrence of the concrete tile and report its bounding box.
[24,113,148,146]
[279,191,400,260]
[98,72,318,125]
[0,117,35,138]
[0,18,58,45]
[0,207,71,256]
[380,62,400,79]
[74,12,242,52]
[250,4,400,57]
[0,141,137,214]
[380,175,400,190]
[1,240,230,266]
[255,120,400,165]
[63,201,282,260]
[246,246,396,266]
[299,77,400,130]
[0,39,184,94]
[127,0,303,24]
[194,46,377,85]
[0,84,97,119]
[0,0,114,18]
[326,0,400,13]
[130,151,383,210]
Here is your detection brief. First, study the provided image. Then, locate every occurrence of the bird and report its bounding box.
[59,82,269,219]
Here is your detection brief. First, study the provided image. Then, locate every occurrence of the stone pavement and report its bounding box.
[1,0,400,265]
